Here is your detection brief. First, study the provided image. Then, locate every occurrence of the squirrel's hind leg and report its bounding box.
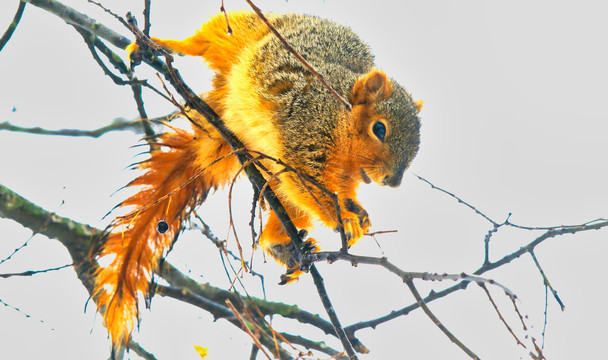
[260,210,318,284]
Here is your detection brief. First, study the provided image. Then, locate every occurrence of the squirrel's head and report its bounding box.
[348,70,421,188]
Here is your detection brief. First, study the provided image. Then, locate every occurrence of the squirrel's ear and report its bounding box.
[351,70,392,105]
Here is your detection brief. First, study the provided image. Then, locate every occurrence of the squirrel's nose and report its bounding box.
[382,174,402,188]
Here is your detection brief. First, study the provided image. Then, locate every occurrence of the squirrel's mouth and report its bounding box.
[360,168,372,184]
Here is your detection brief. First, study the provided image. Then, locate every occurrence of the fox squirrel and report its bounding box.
[94,10,421,351]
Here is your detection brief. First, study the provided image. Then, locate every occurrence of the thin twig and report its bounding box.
[249,344,259,360]
[154,72,205,130]
[249,182,261,245]
[158,284,293,359]
[128,340,159,360]
[23,0,131,48]
[0,200,61,265]
[0,297,55,330]
[87,0,130,29]
[130,81,158,147]
[479,284,527,349]
[474,222,608,275]
[74,25,129,84]
[159,261,341,344]
[0,1,26,52]
[156,284,234,319]
[235,295,302,359]
[227,155,268,271]
[0,233,34,266]
[507,295,546,359]
[0,119,142,137]
[416,174,607,232]
[226,300,273,360]
[220,0,233,35]
[304,252,518,298]
[415,174,498,226]
[365,230,398,237]
[0,184,327,359]
[405,278,480,359]
[529,250,565,311]
[541,284,548,350]
[143,0,151,36]
[0,263,73,278]
[74,20,157,145]
[345,219,608,333]
[280,333,346,359]
[191,213,266,293]
[310,266,358,359]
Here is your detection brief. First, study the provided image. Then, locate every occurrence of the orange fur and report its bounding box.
[94,120,239,349]
[95,10,421,350]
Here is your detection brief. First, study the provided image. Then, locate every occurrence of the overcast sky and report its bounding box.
[0,1,607,359]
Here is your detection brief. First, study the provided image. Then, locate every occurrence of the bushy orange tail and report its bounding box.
[93,121,239,352]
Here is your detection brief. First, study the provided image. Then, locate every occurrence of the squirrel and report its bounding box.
[93,10,422,351]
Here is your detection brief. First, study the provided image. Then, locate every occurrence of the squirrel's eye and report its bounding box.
[372,121,386,142]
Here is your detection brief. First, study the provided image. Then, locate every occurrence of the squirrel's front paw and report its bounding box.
[341,212,371,247]
[340,199,371,247]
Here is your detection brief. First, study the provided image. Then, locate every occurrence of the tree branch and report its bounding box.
[0,1,26,52]
[343,218,608,334]
[22,0,131,49]
[0,183,350,359]
[0,118,142,137]
[160,261,346,341]
[405,278,480,359]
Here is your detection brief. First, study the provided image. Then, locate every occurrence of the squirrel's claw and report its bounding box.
[279,269,302,285]
[125,42,143,69]
[301,237,318,253]
[274,238,319,285]
[341,199,371,247]
[342,211,371,248]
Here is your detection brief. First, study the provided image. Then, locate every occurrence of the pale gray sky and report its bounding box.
[0,1,607,359]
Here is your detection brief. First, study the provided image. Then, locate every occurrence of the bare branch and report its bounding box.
[507,295,546,359]
[0,1,26,52]
[0,183,345,359]
[529,250,565,311]
[477,221,608,274]
[156,285,234,320]
[304,252,517,298]
[415,174,607,232]
[74,24,130,84]
[0,118,142,137]
[0,233,34,265]
[22,0,131,49]
[479,284,527,349]
[405,278,480,359]
[159,261,342,341]
[415,174,498,226]
[219,0,233,35]
[309,266,358,359]
[142,0,151,36]
[128,340,159,360]
[346,218,608,334]
[226,300,273,360]
[0,263,73,278]
[280,333,346,359]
